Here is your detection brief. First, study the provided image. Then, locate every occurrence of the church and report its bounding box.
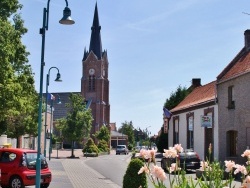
[45,3,127,149]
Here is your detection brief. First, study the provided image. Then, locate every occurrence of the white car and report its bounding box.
[116,145,129,155]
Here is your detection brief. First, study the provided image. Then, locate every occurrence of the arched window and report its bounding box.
[226,130,237,157]
[88,76,96,91]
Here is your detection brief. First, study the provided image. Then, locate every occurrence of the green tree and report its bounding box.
[0,0,38,147]
[164,85,189,110]
[118,121,135,147]
[93,125,110,143]
[59,93,93,157]
[156,126,168,153]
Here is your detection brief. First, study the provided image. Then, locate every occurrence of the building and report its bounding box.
[168,79,218,161]
[81,3,110,136]
[216,30,250,164]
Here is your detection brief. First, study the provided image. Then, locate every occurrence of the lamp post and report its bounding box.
[37,1,74,187]
[145,126,151,149]
[49,94,61,161]
[44,67,62,158]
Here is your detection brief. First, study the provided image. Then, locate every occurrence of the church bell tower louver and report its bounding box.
[81,3,110,136]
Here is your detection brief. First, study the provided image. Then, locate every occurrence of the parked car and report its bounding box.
[0,148,52,188]
[116,145,129,155]
[161,149,200,172]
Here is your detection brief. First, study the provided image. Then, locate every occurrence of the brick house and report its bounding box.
[216,30,250,164]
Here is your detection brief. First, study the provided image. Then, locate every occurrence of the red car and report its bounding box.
[0,148,52,188]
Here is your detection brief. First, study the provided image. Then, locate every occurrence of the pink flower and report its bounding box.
[234,164,247,175]
[224,160,235,172]
[138,164,149,174]
[174,144,183,153]
[199,161,211,171]
[241,150,250,159]
[163,148,178,158]
[149,148,156,158]
[151,165,167,181]
[243,175,250,183]
[140,149,150,160]
[169,163,181,173]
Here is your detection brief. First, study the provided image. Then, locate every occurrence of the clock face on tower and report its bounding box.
[89,68,95,75]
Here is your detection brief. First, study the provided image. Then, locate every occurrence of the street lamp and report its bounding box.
[44,67,62,158]
[37,1,74,187]
[49,94,61,161]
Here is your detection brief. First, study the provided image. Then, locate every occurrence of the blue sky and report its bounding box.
[19,0,250,136]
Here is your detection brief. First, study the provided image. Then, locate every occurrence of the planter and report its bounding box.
[83,152,98,157]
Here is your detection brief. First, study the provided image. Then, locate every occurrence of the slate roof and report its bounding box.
[43,92,80,120]
[171,81,216,113]
[111,130,127,137]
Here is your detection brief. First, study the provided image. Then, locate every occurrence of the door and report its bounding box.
[204,127,213,161]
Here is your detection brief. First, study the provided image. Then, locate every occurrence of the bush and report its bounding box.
[82,138,99,156]
[123,158,148,188]
[98,140,110,152]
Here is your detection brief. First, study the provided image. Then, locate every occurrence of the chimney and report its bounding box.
[192,78,201,88]
[244,30,250,51]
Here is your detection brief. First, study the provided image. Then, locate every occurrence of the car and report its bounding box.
[0,148,52,188]
[116,145,129,155]
[161,149,200,172]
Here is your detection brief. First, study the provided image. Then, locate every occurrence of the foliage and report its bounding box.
[0,0,38,146]
[137,144,250,188]
[123,158,148,188]
[93,125,110,143]
[97,139,109,152]
[118,121,135,146]
[156,126,168,153]
[164,85,189,110]
[57,93,93,157]
[83,138,99,154]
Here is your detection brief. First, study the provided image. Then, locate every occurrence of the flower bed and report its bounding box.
[137,144,250,188]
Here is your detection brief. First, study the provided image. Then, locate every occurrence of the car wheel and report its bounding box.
[10,176,24,188]
[41,183,50,188]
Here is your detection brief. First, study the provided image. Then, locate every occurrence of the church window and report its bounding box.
[88,76,96,91]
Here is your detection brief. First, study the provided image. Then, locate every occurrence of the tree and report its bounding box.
[59,93,93,157]
[118,121,135,147]
[156,126,168,153]
[0,0,38,147]
[164,85,190,110]
[93,125,110,143]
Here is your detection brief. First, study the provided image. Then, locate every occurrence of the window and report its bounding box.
[173,117,179,144]
[187,114,194,149]
[88,76,96,91]
[227,130,237,157]
[228,86,235,109]
[0,152,16,162]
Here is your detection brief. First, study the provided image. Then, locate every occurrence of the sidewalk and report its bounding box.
[46,149,121,188]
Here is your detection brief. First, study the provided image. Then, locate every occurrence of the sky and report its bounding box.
[18,0,250,136]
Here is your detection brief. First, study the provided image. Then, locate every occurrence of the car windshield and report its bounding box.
[26,153,46,165]
[117,146,125,149]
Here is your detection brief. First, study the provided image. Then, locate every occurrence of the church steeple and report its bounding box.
[89,2,102,60]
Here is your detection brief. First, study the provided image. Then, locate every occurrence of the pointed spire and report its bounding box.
[89,2,102,60]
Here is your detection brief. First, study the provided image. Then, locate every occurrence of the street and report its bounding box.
[26,149,242,188]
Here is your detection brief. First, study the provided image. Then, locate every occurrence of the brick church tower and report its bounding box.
[81,3,110,136]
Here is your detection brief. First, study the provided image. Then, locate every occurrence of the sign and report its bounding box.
[201,115,212,128]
